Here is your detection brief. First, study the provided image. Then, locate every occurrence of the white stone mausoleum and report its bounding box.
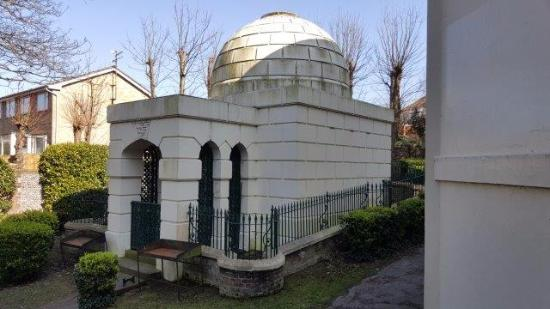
[105,12,393,258]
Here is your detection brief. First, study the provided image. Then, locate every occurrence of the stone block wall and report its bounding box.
[105,87,392,264]
[219,266,284,298]
[10,171,42,213]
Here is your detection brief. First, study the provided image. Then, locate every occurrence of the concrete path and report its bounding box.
[41,294,77,309]
[331,247,424,309]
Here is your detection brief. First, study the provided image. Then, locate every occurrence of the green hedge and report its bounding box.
[395,198,425,244]
[74,252,119,309]
[3,210,59,233]
[0,221,54,284]
[340,207,401,260]
[0,200,11,214]
[0,158,15,200]
[340,197,424,261]
[400,158,424,173]
[38,143,108,224]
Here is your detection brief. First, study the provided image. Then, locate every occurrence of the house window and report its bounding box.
[21,96,30,114]
[0,135,11,156]
[27,135,47,154]
[6,100,15,117]
[37,93,48,111]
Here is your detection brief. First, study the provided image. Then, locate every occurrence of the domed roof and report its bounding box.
[209,12,351,100]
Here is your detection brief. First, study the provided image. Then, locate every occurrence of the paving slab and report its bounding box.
[331,247,424,309]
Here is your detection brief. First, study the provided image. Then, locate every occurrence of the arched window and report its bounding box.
[229,146,242,217]
[141,144,161,203]
[198,144,214,245]
[228,145,244,250]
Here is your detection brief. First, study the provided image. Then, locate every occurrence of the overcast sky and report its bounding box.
[4,0,427,106]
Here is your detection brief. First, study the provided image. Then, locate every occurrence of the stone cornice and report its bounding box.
[107,86,394,125]
[434,153,550,188]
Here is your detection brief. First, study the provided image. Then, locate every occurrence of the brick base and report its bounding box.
[219,266,284,298]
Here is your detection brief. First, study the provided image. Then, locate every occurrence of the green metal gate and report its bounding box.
[130,145,161,250]
[198,145,214,245]
[131,201,160,250]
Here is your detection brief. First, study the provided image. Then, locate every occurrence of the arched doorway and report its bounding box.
[228,145,243,250]
[130,143,162,250]
[198,143,214,245]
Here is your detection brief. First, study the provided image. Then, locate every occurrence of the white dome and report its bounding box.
[210,12,351,100]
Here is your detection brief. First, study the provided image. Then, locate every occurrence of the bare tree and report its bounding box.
[202,33,222,97]
[375,8,423,152]
[329,12,371,95]
[63,73,111,143]
[11,99,47,163]
[125,17,169,98]
[172,2,220,95]
[0,0,86,86]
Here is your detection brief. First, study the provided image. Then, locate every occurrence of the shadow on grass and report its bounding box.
[112,249,416,309]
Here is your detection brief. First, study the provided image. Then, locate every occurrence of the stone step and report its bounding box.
[118,257,161,280]
[114,272,144,294]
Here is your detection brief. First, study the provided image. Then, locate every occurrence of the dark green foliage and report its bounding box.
[410,107,426,142]
[395,198,425,244]
[0,200,11,214]
[0,158,15,200]
[400,158,424,171]
[394,158,424,184]
[38,143,108,224]
[340,197,424,261]
[74,252,118,309]
[0,221,54,284]
[3,210,59,233]
[340,207,401,260]
[53,188,108,225]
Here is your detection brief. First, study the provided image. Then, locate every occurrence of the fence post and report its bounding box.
[271,207,279,256]
[224,210,229,256]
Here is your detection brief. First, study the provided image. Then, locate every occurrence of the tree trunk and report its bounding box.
[389,69,402,160]
[146,57,156,98]
[206,56,215,96]
[14,126,26,165]
[73,127,83,143]
[178,49,187,95]
[84,125,92,143]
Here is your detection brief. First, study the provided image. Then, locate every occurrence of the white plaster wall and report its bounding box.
[426,0,550,308]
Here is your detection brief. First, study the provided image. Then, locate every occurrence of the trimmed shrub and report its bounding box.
[340,207,400,261]
[0,221,54,284]
[38,143,108,224]
[53,188,108,225]
[3,210,59,233]
[340,198,424,261]
[395,197,425,244]
[0,158,15,200]
[395,158,424,184]
[0,200,11,214]
[74,252,119,309]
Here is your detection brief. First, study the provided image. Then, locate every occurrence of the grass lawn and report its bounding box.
[114,254,395,309]
[0,269,75,309]
[0,236,414,309]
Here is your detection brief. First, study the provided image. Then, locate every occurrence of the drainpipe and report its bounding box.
[47,86,61,144]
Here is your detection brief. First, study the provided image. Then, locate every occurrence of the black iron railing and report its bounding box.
[188,205,279,259]
[391,161,424,184]
[187,179,422,260]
